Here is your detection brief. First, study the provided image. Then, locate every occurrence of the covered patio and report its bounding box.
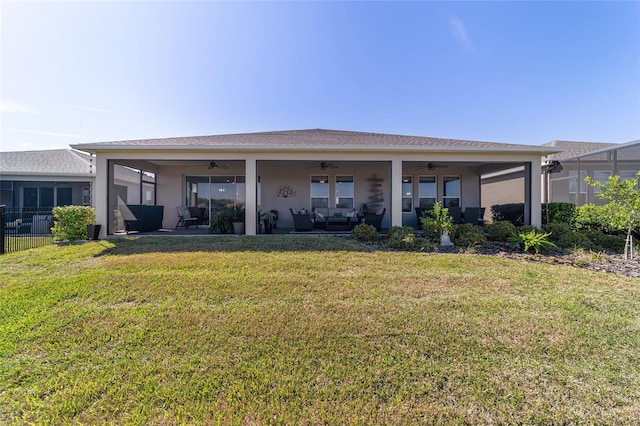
[72,129,560,237]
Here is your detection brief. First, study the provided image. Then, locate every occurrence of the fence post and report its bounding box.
[0,205,5,255]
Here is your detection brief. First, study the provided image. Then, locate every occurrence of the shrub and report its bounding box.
[485,221,517,242]
[508,229,558,253]
[542,222,590,249]
[516,225,539,234]
[574,204,616,234]
[584,230,626,251]
[451,224,488,248]
[491,203,524,226]
[51,205,96,241]
[351,224,379,243]
[542,202,576,226]
[386,226,418,250]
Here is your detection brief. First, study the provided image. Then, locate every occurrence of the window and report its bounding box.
[56,187,73,206]
[335,175,354,208]
[442,176,460,208]
[593,171,611,194]
[40,187,54,207]
[82,187,91,206]
[311,175,329,209]
[402,176,413,212]
[185,175,246,219]
[418,176,436,210]
[23,187,38,208]
[569,170,587,194]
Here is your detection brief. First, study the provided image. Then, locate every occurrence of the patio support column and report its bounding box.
[391,159,403,228]
[245,157,257,235]
[524,160,542,228]
[95,155,108,238]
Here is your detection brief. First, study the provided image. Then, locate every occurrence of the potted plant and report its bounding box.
[232,207,245,234]
[261,211,277,234]
[209,209,234,234]
[420,201,454,246]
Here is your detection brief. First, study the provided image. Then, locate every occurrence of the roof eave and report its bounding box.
[71,143,561,156]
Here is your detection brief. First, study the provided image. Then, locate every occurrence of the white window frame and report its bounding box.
[418,175,437,210]
[569,170,587,194]
[335,175,354,209]
[402,176,413,213]
[311,175,329,209]
[442,176,461,208]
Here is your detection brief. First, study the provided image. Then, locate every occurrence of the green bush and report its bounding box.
[542,222,590,249]
[542,202,576,226]
[451,224,488,248]
[516,225,539,234]
[491,203,525,226]
[584,230,626,251]
[386,226,418,250]
[485,221,517,242]
[574,204,617,234]
[351,224,379,243]
[51,205,96,241]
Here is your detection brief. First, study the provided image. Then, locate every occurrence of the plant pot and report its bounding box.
[87,224,102,240]
[264,224,273,234]
[232,222,245,235]
[440,234,454,247]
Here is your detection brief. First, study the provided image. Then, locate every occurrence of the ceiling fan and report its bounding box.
[208,161,228,169]
[312,161,339,170]
[418,162,448,171]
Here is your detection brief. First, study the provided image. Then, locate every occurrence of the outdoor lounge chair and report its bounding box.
[175,206,199,229]
[363,208,385,231]
[463,207,485,226]
[290,208,313,231]
[448,207,463,225]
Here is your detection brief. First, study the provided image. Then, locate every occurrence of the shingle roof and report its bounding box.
[72,128,558,153]
[0,149,93,176]
[543,140,620,161]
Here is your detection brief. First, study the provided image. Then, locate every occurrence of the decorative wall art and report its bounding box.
[275,184,296,198]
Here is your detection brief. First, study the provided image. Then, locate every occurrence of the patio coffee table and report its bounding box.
[325,216,351,231]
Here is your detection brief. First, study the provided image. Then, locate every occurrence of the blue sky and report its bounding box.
[1,1,639,152]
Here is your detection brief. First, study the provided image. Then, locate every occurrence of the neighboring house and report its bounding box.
[72,129,559,237]
[547,139,640,206]
[0,149,95,209]
[481,140,631,214]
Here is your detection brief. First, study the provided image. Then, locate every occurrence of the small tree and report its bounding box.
[584,172,640,259]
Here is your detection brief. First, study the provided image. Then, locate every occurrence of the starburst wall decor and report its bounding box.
[275,184,296,198]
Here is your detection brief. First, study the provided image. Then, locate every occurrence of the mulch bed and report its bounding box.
[476,242,640,279]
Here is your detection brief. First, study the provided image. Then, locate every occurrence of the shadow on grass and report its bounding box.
[97,235,375,256]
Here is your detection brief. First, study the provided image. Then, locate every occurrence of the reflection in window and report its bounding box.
[311,175,329,209]
[568,170,587,194]
[418,176,436,210]
[335,176,354,208]
[442,176,460,208]
[402,176,412,212]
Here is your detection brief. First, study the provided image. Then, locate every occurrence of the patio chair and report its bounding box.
[175,206,199,229]
[363,208,386,231]
[290,208,313,231]
[463,207,485,226]
[448,207,463,225]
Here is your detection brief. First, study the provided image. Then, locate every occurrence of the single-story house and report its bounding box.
[0,149,95,209]
[71,129,561,237]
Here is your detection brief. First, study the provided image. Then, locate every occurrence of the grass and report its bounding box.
[1,236,639,424]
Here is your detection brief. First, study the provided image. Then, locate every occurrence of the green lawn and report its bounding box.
[1,236,639,424]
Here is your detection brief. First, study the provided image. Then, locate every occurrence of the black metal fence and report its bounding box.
[1,205,55,255]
